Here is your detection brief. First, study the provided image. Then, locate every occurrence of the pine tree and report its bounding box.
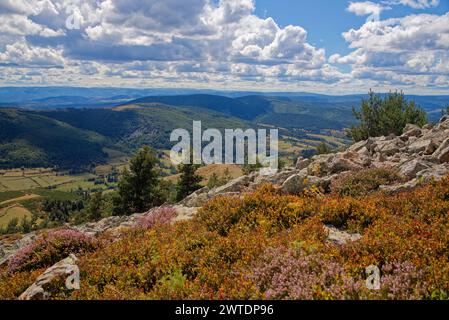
[87,192,103,221]
[176,163,202,201]
[113,146,164,215]
[349,90,427,142]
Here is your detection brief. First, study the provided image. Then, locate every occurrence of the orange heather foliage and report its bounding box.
[1,177,449,300]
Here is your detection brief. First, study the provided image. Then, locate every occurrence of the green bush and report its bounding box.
[349,91,427,142]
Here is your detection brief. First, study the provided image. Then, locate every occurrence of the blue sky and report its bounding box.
[254,0,449,56]
[0,0,448,94]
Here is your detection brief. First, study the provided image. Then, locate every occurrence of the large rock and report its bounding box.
[173,205,199,222]
[179,187,210,207]
[408,139,434,154]
[348,139,371,153]
[295,157,312,170]
[253,168,299,186]
[399,160,432,179]
[211,174,253,195]
[308,153,335,176]
[380,179,420,193]
[329,151,367,174]
[281,173,326,195]
[324,225,362,245]
[437,116,449,130]
[375,138,404,156]
[433,138,449,163]
[0,233,38,267]
[402,124,422,138]
[19,255,79,300]
[417,163,449,181]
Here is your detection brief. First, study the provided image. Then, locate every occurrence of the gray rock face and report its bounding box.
[433,138,449,163]
[402,124,422,138]
[19,254,79,300]
[281,172,331,195]
[281,172,309,194]
[408,139,433,154]
[324,225,362,245]
[296,157,312,170]
[399,160,432,179]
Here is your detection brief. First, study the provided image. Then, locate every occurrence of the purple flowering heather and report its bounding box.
[8,229,97,273]
[252,248,364,300]
[137,206,177,229]
[379,261,428,300]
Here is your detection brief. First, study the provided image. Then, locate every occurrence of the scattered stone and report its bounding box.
[408,139,433,154]
[399,160,432,179]
[295,157,312,170]
[433,138,449,163]
[402,124,422,138]
[19,255,79,300]
[324,225,362,245]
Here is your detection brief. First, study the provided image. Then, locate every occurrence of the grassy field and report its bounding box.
[0,168,74,191]
[165,164,243,185]
[0,205,33,228]
[0,168,119,193]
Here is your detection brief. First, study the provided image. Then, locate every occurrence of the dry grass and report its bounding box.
[165,164,243,185]
[0,205,32,228]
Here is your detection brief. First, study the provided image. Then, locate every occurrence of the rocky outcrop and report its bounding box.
[3,117,449,272]
[19,254,79,300]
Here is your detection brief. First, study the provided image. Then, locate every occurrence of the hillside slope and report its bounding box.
[0,109,108,169]
[1,116,449,300]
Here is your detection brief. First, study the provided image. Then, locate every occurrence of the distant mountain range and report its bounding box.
[0,87,448,169]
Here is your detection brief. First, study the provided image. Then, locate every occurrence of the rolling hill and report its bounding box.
[1,91,445,170]
[0,109,108,169]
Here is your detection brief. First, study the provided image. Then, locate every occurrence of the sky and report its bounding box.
[0,0,448,94]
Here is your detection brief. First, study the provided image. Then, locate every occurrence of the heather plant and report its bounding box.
[3,176,449,300]
[378,261,428,300]
[330,167,402,197]
[252,248,364,300]
[137,206,178,229]
[7,229,98,274]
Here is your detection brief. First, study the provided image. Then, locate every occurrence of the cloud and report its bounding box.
[0,42,65,67]
[0,0,447,93]
[0,0,340,87]
[392,0,440,9]
[347,1,388,16]
[332,12,449,88]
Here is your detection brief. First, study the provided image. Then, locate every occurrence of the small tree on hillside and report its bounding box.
[176,163,202,202]
[113,146,164,216]
[87,192,103,221]
[315,141,331,155]
[349,90,427,142]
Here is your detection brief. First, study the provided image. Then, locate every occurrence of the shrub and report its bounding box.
[349,90,427,141]
[8,229,98,273]
[331,167,402,197]
[252,248,364,300]
[4,176,449,300]
[137,206,178,229]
